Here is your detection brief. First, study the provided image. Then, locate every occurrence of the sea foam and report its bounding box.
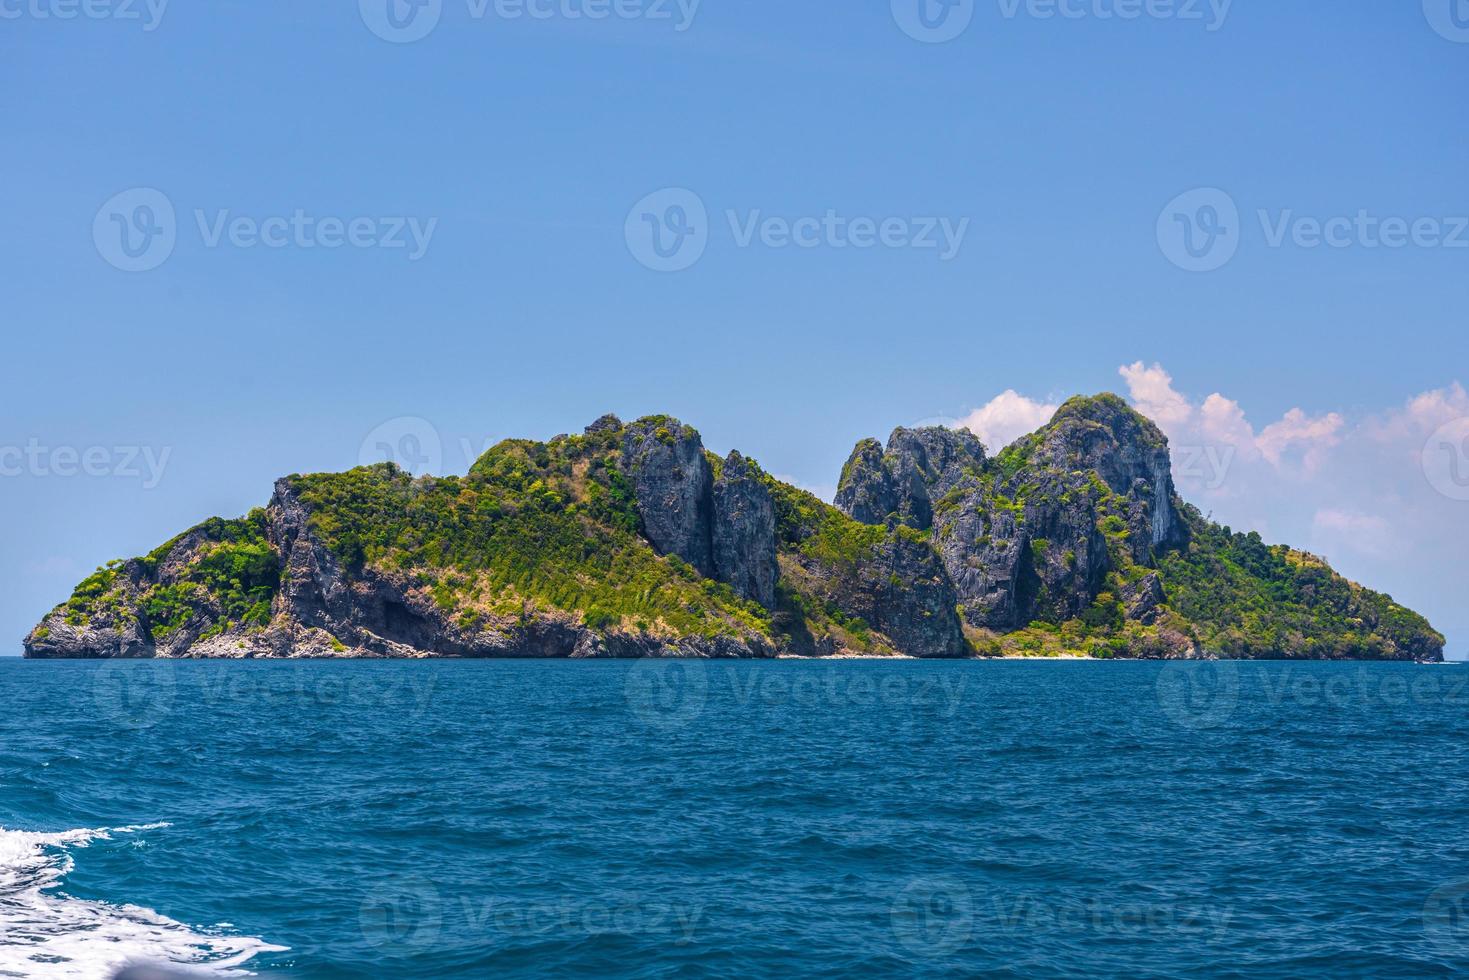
[0,823,285,978]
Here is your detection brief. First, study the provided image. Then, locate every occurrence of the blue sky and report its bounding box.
[3,1,1466,656]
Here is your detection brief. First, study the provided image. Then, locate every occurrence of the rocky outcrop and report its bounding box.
[834,439,897,526]
[712,452,778,609]
[778,527,967,660]
[614,419,778,609]
[619,417,716,577]
[1030,394,1187,560]
[835,427,986,531]
[837,398,1189,632]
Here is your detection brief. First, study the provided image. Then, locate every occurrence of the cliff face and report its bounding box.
[835,395,1186,634]
[24,399,1446,661]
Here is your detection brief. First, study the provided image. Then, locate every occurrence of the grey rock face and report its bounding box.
[619,418,716,577]
[1122,572,1166,625]
[835,426,987,531]
[834,438,898,525]
[934,494,1026,629]
[782,526,967,659]
[712,451,779,609]
[863,531,967,658]
[1030,394,1187,560]
[838,399,1187,633]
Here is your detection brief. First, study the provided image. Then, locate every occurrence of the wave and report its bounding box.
[0,823,286,979]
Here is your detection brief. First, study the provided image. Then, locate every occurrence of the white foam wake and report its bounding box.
[0,823,286,978]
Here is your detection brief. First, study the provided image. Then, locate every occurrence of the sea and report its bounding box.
[2,657,1467,978]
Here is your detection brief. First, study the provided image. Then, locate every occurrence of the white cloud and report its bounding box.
[1198,393,1260,461]
[957,390,1059,451]
[1108,363,1468,656]
[1118,362,1193,436]
[1256,408,1345,471]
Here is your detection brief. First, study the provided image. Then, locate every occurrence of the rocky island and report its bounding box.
[24,396,1445,661]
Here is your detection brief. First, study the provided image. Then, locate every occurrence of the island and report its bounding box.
[24,395,1445,662]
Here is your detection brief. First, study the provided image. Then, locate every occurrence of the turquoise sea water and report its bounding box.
[2,658,1467,978]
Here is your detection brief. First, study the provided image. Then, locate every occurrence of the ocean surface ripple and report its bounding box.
[1,658,1466,978]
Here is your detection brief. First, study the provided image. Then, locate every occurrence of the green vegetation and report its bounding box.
[292,428,769,639]
[1156,507,1442,660]
[56,510,279,642]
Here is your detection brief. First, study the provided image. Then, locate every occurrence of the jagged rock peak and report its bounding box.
[1025,393,1186,552]
[585,413,623,435]
[835,425,986,530]
[618,415,715,576]
[711,451,778,609]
